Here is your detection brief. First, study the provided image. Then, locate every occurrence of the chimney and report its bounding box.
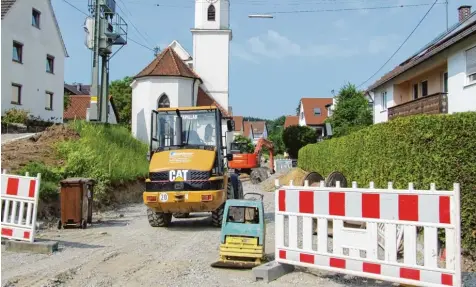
[458,5,472,23]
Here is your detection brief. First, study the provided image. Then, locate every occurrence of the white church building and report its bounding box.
[130,0,232,146]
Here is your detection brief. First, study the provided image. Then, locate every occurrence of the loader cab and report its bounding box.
[148,106,235,174]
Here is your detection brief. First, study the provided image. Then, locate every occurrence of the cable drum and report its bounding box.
[324,171,348,188]
[302,172,324,187]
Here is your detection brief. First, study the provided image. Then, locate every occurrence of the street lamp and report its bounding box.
[248,14,274,19]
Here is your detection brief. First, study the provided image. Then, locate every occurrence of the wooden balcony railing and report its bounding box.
[388,92,448,120]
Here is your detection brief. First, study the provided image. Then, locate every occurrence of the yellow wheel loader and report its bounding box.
[143,106,244,227]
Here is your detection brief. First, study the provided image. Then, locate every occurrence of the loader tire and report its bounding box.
[211,181,234,227]
[147,208,172,227]
[173,213,190,219]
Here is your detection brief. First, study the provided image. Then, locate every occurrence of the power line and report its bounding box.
[62,0,88,16]
[259,3,444,14]
[115,0,155,48]
[129,37,155,51]
[357,0,440,89]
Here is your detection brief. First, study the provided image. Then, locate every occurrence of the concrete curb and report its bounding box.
[252,260,295,283]
[1,133,38,146]
[4,239,59,255]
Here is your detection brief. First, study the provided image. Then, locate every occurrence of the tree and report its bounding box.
[233,134,254,153]
[64,92,72,111]
[282,125,317,159]
[109,76,133,125]
[325,82,373,137]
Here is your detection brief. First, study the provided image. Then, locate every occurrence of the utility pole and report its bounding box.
[153,46,160,57]
[86,0,128,123]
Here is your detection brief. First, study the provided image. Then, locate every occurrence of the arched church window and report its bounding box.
[157,94,170,108]
[207,5,215,21]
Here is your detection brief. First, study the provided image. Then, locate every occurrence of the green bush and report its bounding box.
[298,112,476,252]
[233,134,254,153]
[283,125,317,159]
[16,162,64,202]
[2,108,30,124]
[56,121,149,201]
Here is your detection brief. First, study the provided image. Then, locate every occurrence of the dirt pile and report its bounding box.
[1,124,79,172]
[261,167,308,192]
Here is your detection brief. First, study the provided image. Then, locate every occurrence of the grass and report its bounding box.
[18,121,149,203]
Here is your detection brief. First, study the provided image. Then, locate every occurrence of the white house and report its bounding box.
[1,0,68,123]
[130,0,232,147]
[368,6,476,124]
[296,97,333,137]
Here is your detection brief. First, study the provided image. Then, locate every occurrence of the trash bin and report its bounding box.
[58,178,95,229]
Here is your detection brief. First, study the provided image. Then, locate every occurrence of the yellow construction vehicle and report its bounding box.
[143,106,244,227]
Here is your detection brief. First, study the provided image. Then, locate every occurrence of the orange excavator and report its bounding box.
[228,138,275,184]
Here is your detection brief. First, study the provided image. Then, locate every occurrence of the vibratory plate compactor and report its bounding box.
[211,193,266,269]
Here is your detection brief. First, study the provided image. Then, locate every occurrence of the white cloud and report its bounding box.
[232,30,359,62]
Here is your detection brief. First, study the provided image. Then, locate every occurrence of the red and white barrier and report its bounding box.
[1,171,41,243]
[275,180,461,287]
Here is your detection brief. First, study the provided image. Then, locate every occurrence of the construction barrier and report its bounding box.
[274,180,461,287]
[1,171,41,243]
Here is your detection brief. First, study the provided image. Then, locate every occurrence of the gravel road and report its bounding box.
[1,179,475,287]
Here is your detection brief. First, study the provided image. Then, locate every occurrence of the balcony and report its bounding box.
[388,92,448,120]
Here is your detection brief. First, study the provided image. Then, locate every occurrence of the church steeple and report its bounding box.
[194,0,230,30]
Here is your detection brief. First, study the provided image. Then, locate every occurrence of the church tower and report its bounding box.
[191,0,232,112]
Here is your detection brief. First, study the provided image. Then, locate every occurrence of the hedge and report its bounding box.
[298,112,476,252]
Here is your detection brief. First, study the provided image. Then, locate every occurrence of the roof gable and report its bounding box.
[250,121,266,134]
[196,87,230,117]
[232,116,243,131]
[301,98,333,125]
[168,40,192,61]
[243,122,253,138]
[134,47,200,80]
[1,0,68,57]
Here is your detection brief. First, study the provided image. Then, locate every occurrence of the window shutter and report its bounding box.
[467,46,476,76]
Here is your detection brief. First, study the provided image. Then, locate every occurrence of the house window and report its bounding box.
[13,41,23,63]
[466,46,476,84]
[32,9,40,28]
[11,83,21,105]
[443,72,448,93]
[421,81,428,97]
[46,55,54,73]
[45,92,53,110]
[300,111,304,120]
[413,83,419,100]
[381,91,387,111]
[313,108,321,116]
[208,5,216,21]
[157,94,170,108]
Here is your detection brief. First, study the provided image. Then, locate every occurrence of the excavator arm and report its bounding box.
[253,138,275,174]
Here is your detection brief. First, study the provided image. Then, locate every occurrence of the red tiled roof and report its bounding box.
[243,122,253,137]
[134,47,201,80]
[232,116,243,132]
[64,95,119,122]
[196,87,230,117]
[301,98,333,125]
[368,20,476,91]
[284,116,299,128]
[250,121,266,134]
[63,95,91,120]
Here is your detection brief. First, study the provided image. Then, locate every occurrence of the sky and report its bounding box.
[53,0,476,120]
